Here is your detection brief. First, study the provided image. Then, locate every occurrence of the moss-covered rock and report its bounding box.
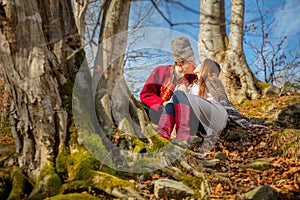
[245,158,273,171]
[91,170,140,198]
[49,193,101,200]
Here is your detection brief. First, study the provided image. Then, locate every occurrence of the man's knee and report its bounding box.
[173,90,187,104]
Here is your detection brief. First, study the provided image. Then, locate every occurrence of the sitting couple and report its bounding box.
[140,36,264,143]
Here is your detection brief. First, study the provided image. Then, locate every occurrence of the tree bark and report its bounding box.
[199,0,261,101]
[224,0,260,101]
[93,0,144,137]
[73,0,89,44]
[0,0,80,181]
[198,0,226,60]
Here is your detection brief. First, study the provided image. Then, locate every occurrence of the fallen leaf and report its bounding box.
[215,183,223,193]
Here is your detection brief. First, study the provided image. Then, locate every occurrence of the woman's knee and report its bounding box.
[173,90,185,97]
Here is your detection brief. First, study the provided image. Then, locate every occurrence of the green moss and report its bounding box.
[56,146,70,180]
[7,167,34,200]
[245,158,273,171]
[59,79,74,115]
[113,118,147,153]
[273,129,300,158]
[31,163,62,198]
[141,125,169,152]
[69,147,97,180]
[91,171,136,193]
[69,122,79,145]
[257,80,271,91]
[182,174,203,188]
[0,168,12,200]
[7,167,25,200]
[240,98,251,107]
[67,123,117,178]
[69,120,77,135]
[49,193,101,200]
[60,180,91,194]
[132,137,147,153]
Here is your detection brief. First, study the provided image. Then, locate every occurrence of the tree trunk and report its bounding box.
[73,0,89,44]
[0,0,79,181]
[224,0,260,101]
[199,0,261,101]
[198,0,226,60]
[93,0,144,137]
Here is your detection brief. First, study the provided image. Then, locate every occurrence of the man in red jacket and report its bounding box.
[140,36,197,124]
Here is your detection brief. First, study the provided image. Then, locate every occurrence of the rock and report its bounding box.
[245,158,273,171]
[263,85,281,97]
[277,103,300,129]
[258,141,267,148]
[118,118,134,135]
[198,159,220,168]
[154,179,195,199]
[245,185,278,200]
[214,151,227,161]
[225,131,241,141]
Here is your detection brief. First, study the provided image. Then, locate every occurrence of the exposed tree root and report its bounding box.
[0,167,12,200]
[91,171,144,199]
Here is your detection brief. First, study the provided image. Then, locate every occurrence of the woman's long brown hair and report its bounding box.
[198,59,221,97]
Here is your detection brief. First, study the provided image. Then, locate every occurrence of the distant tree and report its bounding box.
[244,0,300,95]
[198,0,261,102]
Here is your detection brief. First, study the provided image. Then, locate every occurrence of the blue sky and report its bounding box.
[126,0,300,95]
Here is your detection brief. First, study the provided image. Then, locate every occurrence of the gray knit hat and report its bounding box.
[170,36,194,63]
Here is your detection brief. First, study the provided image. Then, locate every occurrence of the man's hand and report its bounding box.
[162,100,172,107]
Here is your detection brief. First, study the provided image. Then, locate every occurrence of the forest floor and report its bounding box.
[0,95,300,199]
[136,95,300,199]
[201,95,300,199]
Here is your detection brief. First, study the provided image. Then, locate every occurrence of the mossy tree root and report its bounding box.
[0,167,12,200]
[57,170,144,199]
[90,171,144,199]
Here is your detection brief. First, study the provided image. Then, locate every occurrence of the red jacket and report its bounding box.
[140,65,197,111]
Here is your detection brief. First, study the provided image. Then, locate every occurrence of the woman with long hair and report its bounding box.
[157,58,265,143]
